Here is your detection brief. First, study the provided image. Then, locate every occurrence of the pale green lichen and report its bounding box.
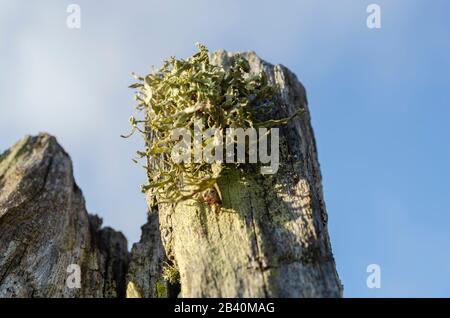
[124,43,302,204]
[0,136,32,178]
[162,262,180,285]
[155,279,167,298]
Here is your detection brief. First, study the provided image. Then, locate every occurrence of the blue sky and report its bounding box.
[1,0,449,297]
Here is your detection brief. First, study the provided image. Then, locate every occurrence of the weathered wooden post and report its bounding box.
[127,49,342,297]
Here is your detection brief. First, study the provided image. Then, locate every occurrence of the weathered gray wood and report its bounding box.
[0,134,129,297]
[126,208,170,298]
[0,52,342,298]
[145,51,343,297]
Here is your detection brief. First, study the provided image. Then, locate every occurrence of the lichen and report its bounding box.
[0,136,32,178]
[162,262,180,285]
[124,43,302,204]
[155,279,167,298]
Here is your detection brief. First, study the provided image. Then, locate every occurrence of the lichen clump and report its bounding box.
[162,262,180,285]
[125,43,286,203]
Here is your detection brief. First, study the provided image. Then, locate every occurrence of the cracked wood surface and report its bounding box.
[146,51,343,297]
[0,134,129,297]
